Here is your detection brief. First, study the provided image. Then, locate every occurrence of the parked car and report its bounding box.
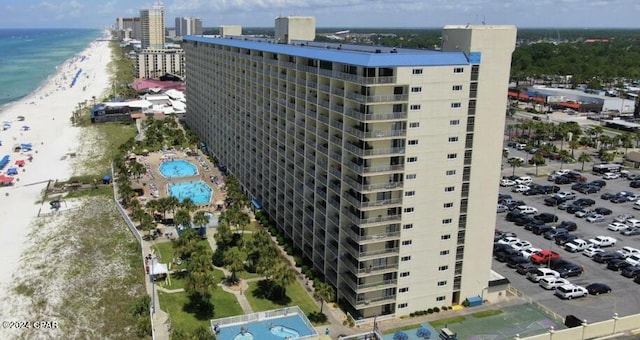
[625,254,640,266]
[565,239,593,253]
[601,192,616,200]
[586,214,606,223]
[497,204,509,213]
[523,187,544,196]
[593,251,625,264]
[621,228,640,236]
[544,228,568,240]
[566,205,583,214]
[575,208,595,218]
[607,259,632,271]
[535,213,558,223]
[531,250,561,265]
[527,268,560,282]
[515,176,533,185]
[578,185,601,194]
[574,198,596,207]
[556,191,576,200]
[556,234,579,246]
[506,211,526,222]
[557,202,573,210]
[590,179,607,187]
[610,195,630,204]
[627,174,640,181]
[500,179,516,187]
[594,207,613,215]
[539,277,570,290]
[634,201,640,210]
[511,240,533,251]
[589,236,617,248]
[506,256,530,268]
[516,206,538,214]
[630,180,640,188]
[520,247,542,260]
[494,230,518,242]
[621,266,640,278]
[555,176,572,185]
[557,264,584,278]
[516,262,539,275]
[583,247,605,258]
[497,236,520,246]
[531,224,553,235]
[554,284,588,299]
[544,196,565,206]
[512,185,531,193]
[585,283,612,295]
[557,220,578,231]
[603,172,620,180]
[540,185,561,194]
[615,247,640,259]
[608,222,630,231]
[614,214,635,223]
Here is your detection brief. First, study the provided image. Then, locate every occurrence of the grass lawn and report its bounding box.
[159,288,244,333]
[429,315,466,328]
[245,280,319,316]
[383,323,423,334]
[237,271,263,280]
[472,309,503,318]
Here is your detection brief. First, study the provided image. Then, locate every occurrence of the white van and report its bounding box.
[527,268,560,282]
[515,143,527,150]
[626,219,640,228]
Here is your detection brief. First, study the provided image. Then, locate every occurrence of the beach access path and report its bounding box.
[0,36,113,318]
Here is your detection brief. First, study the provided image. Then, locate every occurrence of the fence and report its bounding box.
[339,330,384,340]
[506,285,563,323]
[210,306,317,339]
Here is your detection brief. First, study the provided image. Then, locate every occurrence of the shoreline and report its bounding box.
[0,30,114,318]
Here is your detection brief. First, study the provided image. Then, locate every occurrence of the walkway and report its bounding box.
[142,239,171,340]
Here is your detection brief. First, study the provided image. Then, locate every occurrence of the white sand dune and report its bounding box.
[0,35,113,318]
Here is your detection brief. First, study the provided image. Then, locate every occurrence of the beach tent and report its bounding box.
[0,155,9,169]
[0,175,14,186]
[102,175,112,184]
[14,160,25,167]
[6,167,18,176]
[21,143,33,151]
[393,331,409,340]
[12,144,21,152]
[21,125,30,131]
[416,327,432,339]
[16,116,25,121]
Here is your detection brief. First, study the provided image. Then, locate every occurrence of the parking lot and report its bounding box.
[495,145,640,324]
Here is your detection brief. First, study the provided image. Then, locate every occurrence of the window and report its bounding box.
[441,234,451,240]
[400,272,410,277]
[412,69,423,75]
[450,120,460,125]
[439,265,449,271]
[447,153,457,159]
[411,87,422,93]
[448,137,459,143]
[452,85,463,91]
[402,240,412,246]
[398,303,408,308]
[442,218,452,224]
[401,256,411,261]
[403,224,413,230]
[438,281,447,286]
[443,202,454,208]
[405,191,415,197]
[410,104,421,110]
[444,186,455,192]
[454,67,464,73]
[446,170,456,176]
[399,287,409,293]
[409,122,420,128]
[451,102,462,108]
[406,174,417,180]
[437,296,446,301]
[408,139,419,145]
[403,207,414,213]
[407,157,417,163]
[440,250,450,255]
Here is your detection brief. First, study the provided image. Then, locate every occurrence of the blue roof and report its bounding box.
[185,36,470,67]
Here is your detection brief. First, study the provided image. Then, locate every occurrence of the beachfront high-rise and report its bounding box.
[175,17,203,37]
[183,25,516,319]
[116,17,141,40]
[140,3,165,49]
[275,16,316,44]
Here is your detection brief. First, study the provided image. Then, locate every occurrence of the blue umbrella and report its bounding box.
[393,331,408,340]
[417,327,431,339]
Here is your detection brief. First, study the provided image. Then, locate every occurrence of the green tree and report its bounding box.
[508,157,523,176]
[139,212,156,238]
[270,260,296,299]
[568,139,580,158]
[578,152,592,171]
[558,149,572,170]
[214,221,234,251]
[181,197,198,213]
[129,161,147,183]
[223,247,247,284]
[600,151,615,163]
[174,208,191,228]
[193,210,210,228]
[184,251,217,306]
[314,281,336,313]
[530,152,546,175]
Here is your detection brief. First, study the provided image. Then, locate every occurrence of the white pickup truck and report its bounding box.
[588,236,617,248]
[565,239,593,253]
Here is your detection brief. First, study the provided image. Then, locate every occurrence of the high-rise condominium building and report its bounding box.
[183,25,516,319]
[175,17,203,37]
[116,17,141,40]
[136,48,185,79]
[275,16,316,44]
[140,4,165,49]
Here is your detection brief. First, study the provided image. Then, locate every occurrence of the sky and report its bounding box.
[1,0,640,29]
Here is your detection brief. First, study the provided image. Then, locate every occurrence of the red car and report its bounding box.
[530,250,561,264]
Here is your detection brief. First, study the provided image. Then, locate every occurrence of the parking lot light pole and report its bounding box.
[613,313,619,333]
[581,320,587,339]
[548,326,555,340]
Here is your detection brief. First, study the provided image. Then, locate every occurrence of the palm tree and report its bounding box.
[270,260,296,299]
[568,139,580,158]
[558,150,571,170]
[174,208,191,227]
[578,152,592,171]
[314,282,335,313]
[530,153,546,176]
[600,151,615,163]
[139,212,156,238]
[129,198,142,214]
[223,247,247,284]
[213,221,234,250]
[129,161,146,182]
[591,125,604,144]
[181,197,198,213]
[193,210,210,228]
[508,158,523,176]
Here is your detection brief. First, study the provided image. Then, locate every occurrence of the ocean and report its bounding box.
[0,28,102,107]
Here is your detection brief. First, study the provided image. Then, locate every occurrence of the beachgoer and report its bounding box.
[269,323,274,329]
[325,328,330,335]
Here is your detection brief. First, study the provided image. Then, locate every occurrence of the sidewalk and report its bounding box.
[143,239,171,340]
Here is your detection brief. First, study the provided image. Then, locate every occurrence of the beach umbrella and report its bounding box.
[393,331,408,340]
[417,327,431,339]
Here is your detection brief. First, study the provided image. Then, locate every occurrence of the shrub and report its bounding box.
[433,307,440,313]
[307,312,328,324]
[462,299,470,307]
[441,306,448,311]
[427,308,434,314]
[409,312,415,317]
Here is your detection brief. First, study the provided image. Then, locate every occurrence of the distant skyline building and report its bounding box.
[175,17,203,37]
[140,3,165,49]
[136,48,185,79]
[275,16,316,44]
[220,25,242,38]
[115,17,141,40]
[183,25,516,319]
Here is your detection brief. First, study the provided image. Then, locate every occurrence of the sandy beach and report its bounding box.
[0,34,113,317]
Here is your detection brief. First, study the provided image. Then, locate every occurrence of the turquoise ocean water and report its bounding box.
[0,29,102,107]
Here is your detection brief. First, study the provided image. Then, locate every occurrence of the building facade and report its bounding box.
[140,4,165,49]
[183,25,516,319]
[220,25,242,38]
[175,17,203,37]
[136,48,185,79]
[275,16,316,44]
[116,17,141,40]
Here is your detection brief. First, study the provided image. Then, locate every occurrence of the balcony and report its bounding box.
[341,258,399,277]
[342,209,402,227]
[342,242,400,260]
[344,292,397,308]
[343,275,397,293]
[342,192,403,210]
[345,92,409,103]
[345,227,401,244]
[343,161,404,174]
[344,143,405,158]
[342,176,403,192]
[344,127,407,140]
[334,72,397,85]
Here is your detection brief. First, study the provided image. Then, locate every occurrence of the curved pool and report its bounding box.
[168,181,212,205]
[159,159,198,178]
[270,325,300,338]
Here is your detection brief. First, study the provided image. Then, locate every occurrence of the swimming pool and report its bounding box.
[168,181,212,205]
[158,159,198,178]
[215,313,317,340]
